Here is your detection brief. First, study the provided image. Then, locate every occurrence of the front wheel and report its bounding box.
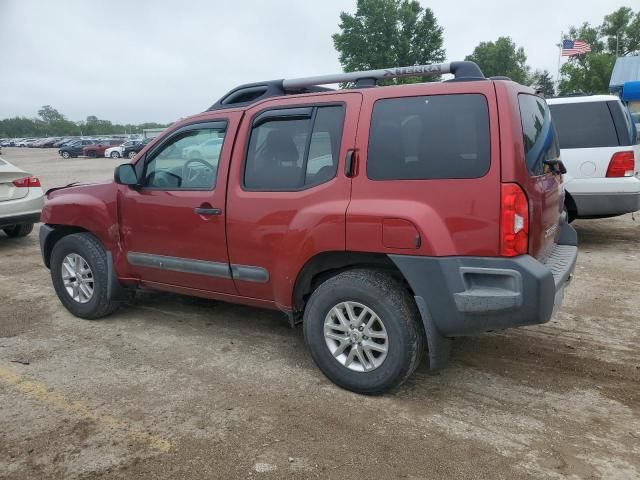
[50,233,122,319]
[87,150,97,158]
[110,151,121,158]
[61,151,70,159]
[127,151,137,159]
[303,269,425,394]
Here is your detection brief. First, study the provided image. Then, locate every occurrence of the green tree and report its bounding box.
[559,53,616,95]
[558,8,639,95]
[464,37,529,84]
[332,0,445,84]
[37,105,66,123]
[601,7,640,56]
[529,69,555,97]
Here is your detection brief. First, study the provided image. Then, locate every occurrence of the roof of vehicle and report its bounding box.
[546,94,621,105]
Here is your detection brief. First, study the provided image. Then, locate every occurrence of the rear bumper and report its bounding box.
[0,187,44,227]
[573,191,640,217]
[0,212,41,228]
[389,222,577,337]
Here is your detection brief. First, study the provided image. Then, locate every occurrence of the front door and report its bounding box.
[119,114,241,293]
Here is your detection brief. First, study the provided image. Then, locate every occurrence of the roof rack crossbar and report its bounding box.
[282,61,484,89]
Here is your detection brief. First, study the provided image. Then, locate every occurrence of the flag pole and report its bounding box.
[555,31,563,94]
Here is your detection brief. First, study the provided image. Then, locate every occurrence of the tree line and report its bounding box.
[333,1,639,97]
[0,105,169,138]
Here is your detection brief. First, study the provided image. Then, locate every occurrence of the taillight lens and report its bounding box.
[606,151,635,177]
[12,176,41,188]
[500,183,529,257]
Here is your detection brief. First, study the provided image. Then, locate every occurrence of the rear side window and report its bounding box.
[518,94,561,176]
[548,101,619,148]
[367,94,490,180]
[244,105,345,190]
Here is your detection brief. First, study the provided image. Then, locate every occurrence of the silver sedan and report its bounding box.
[0,157,44,237]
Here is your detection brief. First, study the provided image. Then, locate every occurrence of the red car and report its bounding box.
[82,139,124,158]
[39,61,577,393]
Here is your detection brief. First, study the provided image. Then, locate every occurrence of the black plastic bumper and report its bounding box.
[389,222,577,337]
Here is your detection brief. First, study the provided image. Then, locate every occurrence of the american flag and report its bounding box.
[562,39,592,56]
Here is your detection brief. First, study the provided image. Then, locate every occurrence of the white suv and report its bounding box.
[547,95,640,220]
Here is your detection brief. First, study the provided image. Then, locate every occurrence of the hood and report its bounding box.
[46,179,112,198]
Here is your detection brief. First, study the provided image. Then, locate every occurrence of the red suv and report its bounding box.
[39,61,577,394]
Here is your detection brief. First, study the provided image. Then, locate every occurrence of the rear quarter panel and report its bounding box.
[347,80,502,257]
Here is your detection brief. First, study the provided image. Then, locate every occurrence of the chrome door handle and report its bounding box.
[194,207,222,216]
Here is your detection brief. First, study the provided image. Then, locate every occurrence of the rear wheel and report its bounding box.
[50,233,122,319]
[303,269,425,394]
[3,223,34,238]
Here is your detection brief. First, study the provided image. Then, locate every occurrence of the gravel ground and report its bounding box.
[1,147,639,480]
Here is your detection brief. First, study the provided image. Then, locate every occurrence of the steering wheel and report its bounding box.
[148,170,182,188]
[183,158,215,186]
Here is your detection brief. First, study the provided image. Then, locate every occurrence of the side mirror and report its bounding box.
[114,163,139,187]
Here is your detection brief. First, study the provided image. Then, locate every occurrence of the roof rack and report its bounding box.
[207,61,485,111]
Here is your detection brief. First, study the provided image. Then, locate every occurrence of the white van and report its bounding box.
[547,95,640,220]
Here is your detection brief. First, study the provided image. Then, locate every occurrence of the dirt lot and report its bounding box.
[0,146,639,479]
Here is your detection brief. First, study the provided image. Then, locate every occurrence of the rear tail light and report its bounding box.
[12,176,41,188]
[606,151,635,177]
[500,183,529,257]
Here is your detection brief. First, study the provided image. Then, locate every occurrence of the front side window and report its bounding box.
[142,126,226,190]
[367,94,491,180]
[244,105,345,190]
[548,101,619,149]
[518,94,561,176]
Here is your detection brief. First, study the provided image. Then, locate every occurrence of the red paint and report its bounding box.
[41,79,563,312]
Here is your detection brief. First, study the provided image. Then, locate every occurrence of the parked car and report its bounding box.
[122,137,152,159]
[182,137,224,160]
[39,61,577,394]
[16,138,34,147]
[58,139,98,158]
[104,140,139,159]
[547,95,640,220]
[0,157,44,237]
[82,139,123,158]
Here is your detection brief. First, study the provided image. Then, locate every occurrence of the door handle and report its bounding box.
[345,149,356,178]
[194,207,222,216]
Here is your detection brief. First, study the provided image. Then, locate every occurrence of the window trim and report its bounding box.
[138,120,228,192]
[365,93,492,181]
[241,102,346,192]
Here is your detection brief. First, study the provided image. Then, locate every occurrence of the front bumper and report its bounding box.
[389,222,578,337]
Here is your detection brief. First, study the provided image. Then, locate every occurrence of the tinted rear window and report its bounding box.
[518,94,561,176]
[367,94,490,180]
[548,101,619,148]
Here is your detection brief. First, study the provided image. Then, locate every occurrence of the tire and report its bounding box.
[127,151,137,159]
[61,151,70,159]
[303,269,425,394]
[87,150,97,158]
[110,151,121,158]
[50,233,122,319]
[3,223,33,238]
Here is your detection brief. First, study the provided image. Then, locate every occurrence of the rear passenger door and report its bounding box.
[225,93,362,304]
